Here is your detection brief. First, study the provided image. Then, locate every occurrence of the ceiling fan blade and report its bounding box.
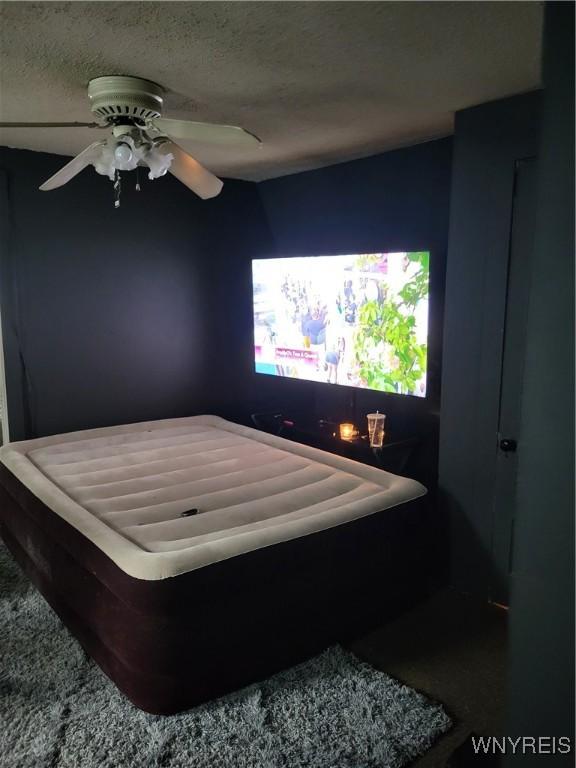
[0,121,104,129]
[160,140,223,199]
[39,141,106,191]
[152,118,261,147]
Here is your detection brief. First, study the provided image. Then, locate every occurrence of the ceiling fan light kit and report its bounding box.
[92,134,173,182]
[0,75,261,205]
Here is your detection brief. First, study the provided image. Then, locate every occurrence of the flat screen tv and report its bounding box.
[252,252,430,397]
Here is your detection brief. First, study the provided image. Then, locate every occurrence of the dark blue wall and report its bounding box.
[506,2,574,757]
[0,147,220,440]
[210,139,453,461]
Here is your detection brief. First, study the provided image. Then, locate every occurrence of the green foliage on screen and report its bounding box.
[354,251,429,395]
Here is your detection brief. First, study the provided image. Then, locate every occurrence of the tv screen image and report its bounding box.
[252,252,430,397]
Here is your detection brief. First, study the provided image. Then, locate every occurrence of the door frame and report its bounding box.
[490,157,537,604]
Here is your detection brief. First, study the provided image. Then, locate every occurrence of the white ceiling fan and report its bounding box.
[0,75,261,202]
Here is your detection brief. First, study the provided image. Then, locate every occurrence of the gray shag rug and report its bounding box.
[0,544,451,767]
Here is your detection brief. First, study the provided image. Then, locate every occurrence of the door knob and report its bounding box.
[499,438,517,453]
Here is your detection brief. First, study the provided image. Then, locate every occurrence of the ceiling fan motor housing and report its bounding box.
[88,76,164,123]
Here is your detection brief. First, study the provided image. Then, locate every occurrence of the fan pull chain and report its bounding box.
[135,167,141,192]
[114,170,121,209]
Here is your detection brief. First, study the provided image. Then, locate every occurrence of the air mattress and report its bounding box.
[0,415,428,713]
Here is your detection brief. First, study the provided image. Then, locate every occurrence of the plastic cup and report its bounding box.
[367,413,385,448]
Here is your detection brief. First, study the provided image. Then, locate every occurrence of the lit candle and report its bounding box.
[339,423,356,441]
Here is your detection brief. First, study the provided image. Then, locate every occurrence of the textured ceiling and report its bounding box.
[0,1,543,181]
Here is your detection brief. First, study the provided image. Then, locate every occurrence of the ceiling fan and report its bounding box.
[0,75,261,203]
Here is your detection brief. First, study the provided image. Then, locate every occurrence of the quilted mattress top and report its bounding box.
[0,415,426,580]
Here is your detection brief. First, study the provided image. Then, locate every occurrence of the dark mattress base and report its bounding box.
[0,463,429,714]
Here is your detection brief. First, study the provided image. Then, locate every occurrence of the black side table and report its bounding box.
[245,412,421,478]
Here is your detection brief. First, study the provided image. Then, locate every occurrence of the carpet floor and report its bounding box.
[0,543,451,768]
[348,589,508,766]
